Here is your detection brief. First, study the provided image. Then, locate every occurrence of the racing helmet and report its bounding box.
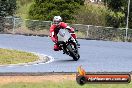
[53,16,62,25]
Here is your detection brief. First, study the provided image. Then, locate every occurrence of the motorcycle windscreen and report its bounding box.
[57,29,71,42]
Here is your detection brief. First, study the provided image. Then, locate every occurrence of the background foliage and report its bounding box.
[103,0,131,28]
[0,0,132,28]
[0,0,16,17]
[28,0,84,23]
[74,4,107,26]
[129,0,132,28]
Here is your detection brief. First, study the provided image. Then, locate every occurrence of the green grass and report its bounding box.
[0,48,39,65]
[0,81,131,88]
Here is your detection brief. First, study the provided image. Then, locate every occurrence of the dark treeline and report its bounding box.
[0,0,132,28]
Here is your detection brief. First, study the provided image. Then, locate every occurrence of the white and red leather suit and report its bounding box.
[50,22,77,51]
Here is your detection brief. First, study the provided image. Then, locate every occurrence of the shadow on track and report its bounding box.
[59,59,75,62]
[56,59,74,62]
[53,58,78,63]
[54,57,83,64]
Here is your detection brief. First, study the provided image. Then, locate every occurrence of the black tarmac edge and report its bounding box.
[0,72,132,76]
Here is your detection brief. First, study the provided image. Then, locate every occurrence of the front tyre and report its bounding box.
[67,44,80,61]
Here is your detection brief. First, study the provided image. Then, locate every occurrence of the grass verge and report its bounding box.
[0,48,39,65]
[0,80,131,88]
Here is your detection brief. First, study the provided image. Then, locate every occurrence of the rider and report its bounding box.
[50,16,80,51]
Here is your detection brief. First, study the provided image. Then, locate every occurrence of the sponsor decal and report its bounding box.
[76,66,131,85]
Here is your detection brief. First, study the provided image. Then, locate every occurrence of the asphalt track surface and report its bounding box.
[0,34,132,72]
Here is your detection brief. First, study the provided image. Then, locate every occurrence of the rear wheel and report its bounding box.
[67,44,80,61]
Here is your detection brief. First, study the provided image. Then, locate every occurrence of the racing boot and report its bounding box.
[54,44,59,51]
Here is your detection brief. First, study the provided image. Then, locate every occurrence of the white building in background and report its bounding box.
[90,0,102,3]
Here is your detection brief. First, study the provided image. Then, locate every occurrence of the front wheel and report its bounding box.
[67,44,80,61]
